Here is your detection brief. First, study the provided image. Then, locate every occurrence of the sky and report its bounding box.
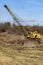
[0,0,43,25]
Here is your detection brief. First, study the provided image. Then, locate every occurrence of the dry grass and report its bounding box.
[0,32,43,65]
[0,42,43,65]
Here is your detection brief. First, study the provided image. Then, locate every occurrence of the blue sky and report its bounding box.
[0,0,43,25]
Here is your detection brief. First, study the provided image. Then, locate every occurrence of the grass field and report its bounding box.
[0,33,43,65]
[0,42,43,65]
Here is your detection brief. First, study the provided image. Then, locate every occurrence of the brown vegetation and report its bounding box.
[0,22,43,65]
[0,22,43,35]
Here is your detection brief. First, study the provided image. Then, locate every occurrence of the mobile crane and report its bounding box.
[4,5,41,44]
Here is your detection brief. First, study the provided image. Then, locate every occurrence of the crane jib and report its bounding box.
[4,5,27,36]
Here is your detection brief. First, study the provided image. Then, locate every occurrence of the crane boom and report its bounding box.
[4,5,21,26]
[4,5,27,36]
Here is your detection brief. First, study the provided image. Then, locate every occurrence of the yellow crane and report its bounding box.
[4,5,41,43]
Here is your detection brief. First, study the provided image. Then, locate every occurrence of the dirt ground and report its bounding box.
[0,32,43,65]
[0,32,43,47]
